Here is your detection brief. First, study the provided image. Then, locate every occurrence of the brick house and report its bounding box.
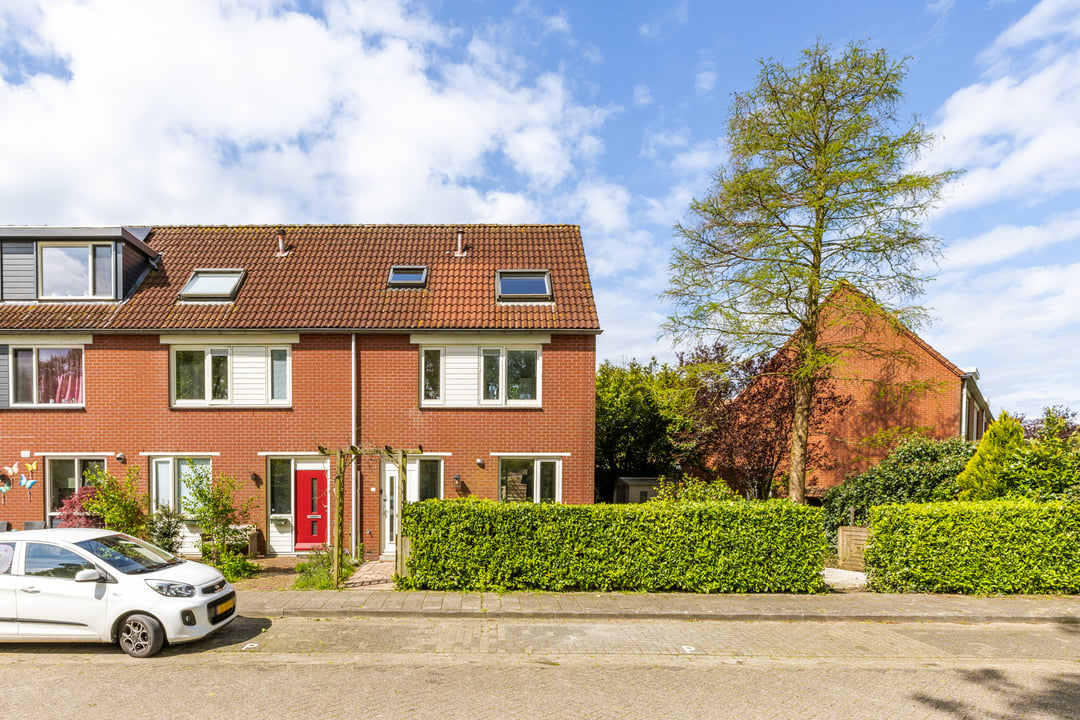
[725,288,992,500]
[0,225,599,559]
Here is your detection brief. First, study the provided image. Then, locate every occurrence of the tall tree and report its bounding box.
[664,41,957,503]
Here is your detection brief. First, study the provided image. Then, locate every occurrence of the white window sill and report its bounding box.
[9,403,85,410]
[171,403,293,409]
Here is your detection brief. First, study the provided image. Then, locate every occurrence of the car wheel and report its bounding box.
[119,613,165,658]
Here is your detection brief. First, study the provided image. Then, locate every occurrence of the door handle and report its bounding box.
[19,587,40,594]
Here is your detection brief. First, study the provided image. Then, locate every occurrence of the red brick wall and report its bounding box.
[806,318,963,492]
[355,333,596,559]
[0,333,354,550]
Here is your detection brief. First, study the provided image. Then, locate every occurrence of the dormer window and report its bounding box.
[179,269,245,301]
[497,270,551,302]
[388,266,427,288]
[39,242,114,299]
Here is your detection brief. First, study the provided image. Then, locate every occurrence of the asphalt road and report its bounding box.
[3,616,1078,719]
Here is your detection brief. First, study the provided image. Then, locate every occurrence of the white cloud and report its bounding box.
[0,0,608,224]
[694,69,717,96]
[632,84,653,106]
[942,211,1080,270]
[638,0,689,39]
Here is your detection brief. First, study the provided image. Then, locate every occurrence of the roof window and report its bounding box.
[179,269,245,301]
[388,266,428,288]
[497,270,552,302]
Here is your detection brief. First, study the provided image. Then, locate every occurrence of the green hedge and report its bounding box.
[398,498,827,593]
[865,501,1080,594]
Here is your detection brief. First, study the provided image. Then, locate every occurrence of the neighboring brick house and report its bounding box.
[725,288,992,500]
[0,225,599,559]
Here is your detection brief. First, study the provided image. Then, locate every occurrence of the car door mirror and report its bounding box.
[74,568,104,583]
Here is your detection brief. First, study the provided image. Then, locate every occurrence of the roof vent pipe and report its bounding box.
[453,229,467,258]
[275,228,290,258]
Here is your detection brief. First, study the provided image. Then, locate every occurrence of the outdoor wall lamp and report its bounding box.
[115,453,127,464]
[475,458,484,468]
[454,474,462,488]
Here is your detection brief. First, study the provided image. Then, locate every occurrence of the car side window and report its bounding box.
[0,543,13,574]
[24,543,94,579]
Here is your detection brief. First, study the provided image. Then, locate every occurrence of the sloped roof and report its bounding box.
[0,225,600,332]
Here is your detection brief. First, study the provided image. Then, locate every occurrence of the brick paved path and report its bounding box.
[0,616,1077,719]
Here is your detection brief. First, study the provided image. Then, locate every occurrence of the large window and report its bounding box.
[171,346,290,406]
[39,243,114,299]
[496,270,551,302]
[419,344,541,408]
[47,457,105,516]
[268,458,293,516]
[479,348,539,404]
[152,457,211,513]
[499,458,559,503]
[11,346,84,406]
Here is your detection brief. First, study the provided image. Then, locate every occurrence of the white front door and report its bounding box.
[380,463,398,558]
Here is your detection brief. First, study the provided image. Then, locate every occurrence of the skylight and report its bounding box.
[388,266,428,288]
[496,270,552,302]
[179,269,245,301]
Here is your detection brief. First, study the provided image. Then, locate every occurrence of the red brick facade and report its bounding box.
[805,312,990,495]
[0,330,596,557]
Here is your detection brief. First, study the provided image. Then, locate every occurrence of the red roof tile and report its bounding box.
[3,225,600,332]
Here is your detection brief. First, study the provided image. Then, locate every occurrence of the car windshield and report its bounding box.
[75,534,183,574]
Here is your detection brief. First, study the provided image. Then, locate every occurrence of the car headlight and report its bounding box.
[145,580,195,598]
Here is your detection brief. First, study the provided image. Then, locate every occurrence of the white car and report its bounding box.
[0,528,236,657]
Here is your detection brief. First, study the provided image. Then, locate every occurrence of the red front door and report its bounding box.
[295,469,328,551]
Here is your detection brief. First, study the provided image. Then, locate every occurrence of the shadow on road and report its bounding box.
[913,667,1080,719]
[0,616,273,657]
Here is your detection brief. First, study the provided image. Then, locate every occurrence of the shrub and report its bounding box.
[653,475,738,502]
[398,498,827,593]
[145,506,184,554]
[821,436,974,544]
[180,466,255,566]
[215,550,260,582]
[83,466,148,537]
[294,545,356,590]
[864,501,1080,594]
[56,486,103,528]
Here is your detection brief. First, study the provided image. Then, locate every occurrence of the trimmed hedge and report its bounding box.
[865,501,1080,594]
[398,498,827,593]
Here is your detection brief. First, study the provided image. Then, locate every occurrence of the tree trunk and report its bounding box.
[788,373,812,504]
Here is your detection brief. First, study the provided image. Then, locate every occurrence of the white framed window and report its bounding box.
[388,266,428,288]
[419,344,541,408]
[478,347,540,405]
[498,457,560,503]
[171,345,291,406]
[11,345,85,406]
[421,347,443,405]
[46,457,106,517]
[268,457,294,516]
[151,457,211,513]
[38,242,114,299]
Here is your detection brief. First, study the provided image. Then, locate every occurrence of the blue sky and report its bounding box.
[0,0,1077,416]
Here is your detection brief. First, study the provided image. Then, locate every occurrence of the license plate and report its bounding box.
[214,596,235,617]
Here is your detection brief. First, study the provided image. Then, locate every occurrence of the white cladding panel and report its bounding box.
[443,346,479,405]
[232,346,267,404]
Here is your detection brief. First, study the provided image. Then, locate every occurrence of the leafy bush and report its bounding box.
[398,498,827,593]
[56,486,103,528]
[653,475,737,502]
[181,466,255,565]
[958,409,1080,502]
[864,501,1080,594]
[822,436,974,544]
[83,466,147,537]
[145,507,184,554]
[215,550,260,582]
[294,545,356,590]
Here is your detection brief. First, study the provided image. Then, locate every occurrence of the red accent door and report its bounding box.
[295,469,327,551]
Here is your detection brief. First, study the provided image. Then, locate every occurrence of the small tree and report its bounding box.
[957,413,1025,500]
[181,466,255,566]
[83,465,147,537]
[56,486,103,528]
[664,40,957,503]
[145,506,184,555]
